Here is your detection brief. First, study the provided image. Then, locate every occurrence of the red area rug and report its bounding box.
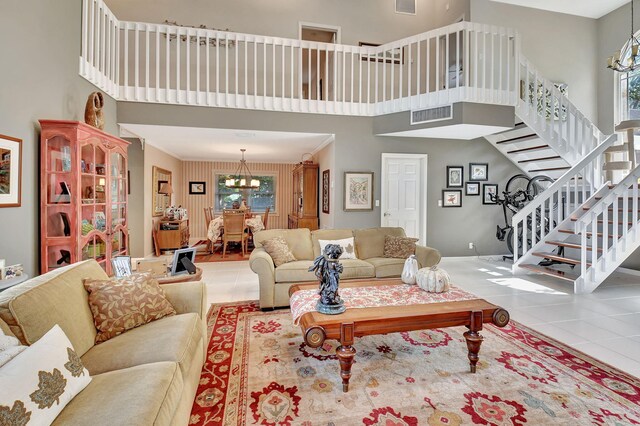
[189,302,640,425]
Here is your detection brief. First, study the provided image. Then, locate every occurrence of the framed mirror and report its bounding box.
[152,166,172,217]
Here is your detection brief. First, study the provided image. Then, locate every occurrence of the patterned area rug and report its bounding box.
[195,245,253,263]
[189,302,640,425]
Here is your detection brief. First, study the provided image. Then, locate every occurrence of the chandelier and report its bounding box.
[225,149,260,189]
[608,0,640,73]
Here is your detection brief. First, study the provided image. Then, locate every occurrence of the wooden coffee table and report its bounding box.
[289,279,510,392]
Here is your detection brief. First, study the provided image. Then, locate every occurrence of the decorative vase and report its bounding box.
[417,265,451,293]
[84,91,105,130]
[401,255,419,285]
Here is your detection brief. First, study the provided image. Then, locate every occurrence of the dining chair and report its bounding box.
[222,211,248,258]
[203,207,212,254]
[262,207,270,229]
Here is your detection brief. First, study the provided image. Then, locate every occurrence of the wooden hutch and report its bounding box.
[40,120,130,275]
[288,162,319,230]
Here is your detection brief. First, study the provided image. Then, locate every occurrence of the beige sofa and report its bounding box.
[0,260,207,426]
[250,227,441,309]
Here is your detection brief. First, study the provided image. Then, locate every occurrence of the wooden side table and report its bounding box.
[156,267,202,284]
[157,219,189,251]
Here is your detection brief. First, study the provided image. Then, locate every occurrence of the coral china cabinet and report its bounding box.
[39,120,130,275]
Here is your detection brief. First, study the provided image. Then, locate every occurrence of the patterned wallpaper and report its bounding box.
[183,161,296,238]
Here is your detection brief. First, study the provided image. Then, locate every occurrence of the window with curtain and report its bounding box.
[214,173,276,213]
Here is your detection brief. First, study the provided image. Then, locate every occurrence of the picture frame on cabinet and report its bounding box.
[0,134,22,207]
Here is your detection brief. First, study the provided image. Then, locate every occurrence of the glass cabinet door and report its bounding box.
[108,150,127,257]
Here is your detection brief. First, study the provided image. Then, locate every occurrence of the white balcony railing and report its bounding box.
[80,0,520,115]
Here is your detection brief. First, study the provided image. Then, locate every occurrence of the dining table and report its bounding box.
[207,213,264,246]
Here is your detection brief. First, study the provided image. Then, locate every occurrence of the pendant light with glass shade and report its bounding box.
[608,0,640,73]
[225,149,260,189]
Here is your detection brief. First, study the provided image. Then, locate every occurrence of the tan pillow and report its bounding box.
[262,236,297,267]
[383,235,419,259]
[83,273,176,343]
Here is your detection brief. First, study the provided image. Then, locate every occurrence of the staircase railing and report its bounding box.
[516,56,606,164]
[573,162,640,293]
[511,135,617,267]
[80,0,520,115]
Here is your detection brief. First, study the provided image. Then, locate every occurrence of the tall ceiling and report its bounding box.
[118,124,333,163]
[490,0,629,19]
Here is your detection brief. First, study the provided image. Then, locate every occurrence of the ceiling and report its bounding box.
[118,124,333,163]
[490,0,629,19]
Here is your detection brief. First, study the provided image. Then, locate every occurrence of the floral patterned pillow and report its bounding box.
[83,273,176,343]
[383,235,419,259]
[262,237,297,267]
[0,325,91,426]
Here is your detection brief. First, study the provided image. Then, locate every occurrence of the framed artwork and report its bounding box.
[483,184,498,205]
[359,42,404,64]
[442,190,462,207]
[466,182,480,196]
[322,169,330,214]
[446,166,464,188]
[189,181,206,195]
[469,163,488,181]
[0,134,22,207]
[344,171,374,211]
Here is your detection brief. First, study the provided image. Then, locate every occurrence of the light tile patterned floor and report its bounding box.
[197,257,640,377]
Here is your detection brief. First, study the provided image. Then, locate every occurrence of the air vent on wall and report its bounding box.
[395,0,416,15]
[411,105,453,125]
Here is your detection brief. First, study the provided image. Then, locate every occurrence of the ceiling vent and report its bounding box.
[411,105,453,125]
[395,0,416,15]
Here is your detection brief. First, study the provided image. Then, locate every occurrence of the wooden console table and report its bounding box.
[289,279,510,392]
[156,219,189,251]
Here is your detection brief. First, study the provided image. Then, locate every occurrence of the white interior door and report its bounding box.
[381,154,427,243]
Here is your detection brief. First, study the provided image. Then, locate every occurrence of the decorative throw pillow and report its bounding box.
[318,237,358,259]
[0,325,91,425]
[0,329,26,368]
[383,235,419,259]
[83,273,176,343]
[262,237,297,267]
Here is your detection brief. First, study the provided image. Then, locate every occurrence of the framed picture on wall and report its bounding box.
[344,171,374,211]
[0,134,22,207]
[483,184,498,205]
[469,163,488,181]
[465,182,480,196]
[446,166,464,188]
[189,181,206,195]
[322,169,330,214]
[442,190,462,207]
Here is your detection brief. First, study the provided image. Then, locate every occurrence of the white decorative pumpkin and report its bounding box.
[417,265,451,293]
[401,255,419,285]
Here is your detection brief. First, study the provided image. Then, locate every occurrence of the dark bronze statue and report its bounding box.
[309,244,346,315]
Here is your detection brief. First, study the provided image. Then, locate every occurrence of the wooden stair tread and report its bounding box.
[531,252,587,266]
[507,144,550,154]
[496,134,538,145]
[570,218,634,226]
[545,240,603,252]
[518,155,562,164]
[520,264,578,282]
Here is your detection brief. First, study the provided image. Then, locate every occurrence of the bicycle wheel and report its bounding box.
[506,174,530,196]
[526,175,554,200]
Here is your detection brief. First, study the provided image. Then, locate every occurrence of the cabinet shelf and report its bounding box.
[40,120,130,276]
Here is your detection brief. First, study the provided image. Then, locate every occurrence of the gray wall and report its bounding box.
[0,0,117,276]
[118,102,521,256]
[105,0,469,45]
[126,138,145,257]
[470,0,599,123]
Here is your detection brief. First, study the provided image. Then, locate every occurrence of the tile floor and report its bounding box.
[196,256,640,377]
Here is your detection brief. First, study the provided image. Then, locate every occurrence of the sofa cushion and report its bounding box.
[384,235,418,258]
[83,273,177,343]
[311,229,354,257]
[80,313,202,378]
[0,260,106,355]
[52,362,183,426]
[354,228,407,260]
[254,229,314,260]
[261,237,297,267]
[275,259,375,283]
[365,257,407,278]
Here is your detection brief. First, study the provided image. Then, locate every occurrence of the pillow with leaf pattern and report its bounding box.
[0,325,91,425]
[318,237,358,260]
